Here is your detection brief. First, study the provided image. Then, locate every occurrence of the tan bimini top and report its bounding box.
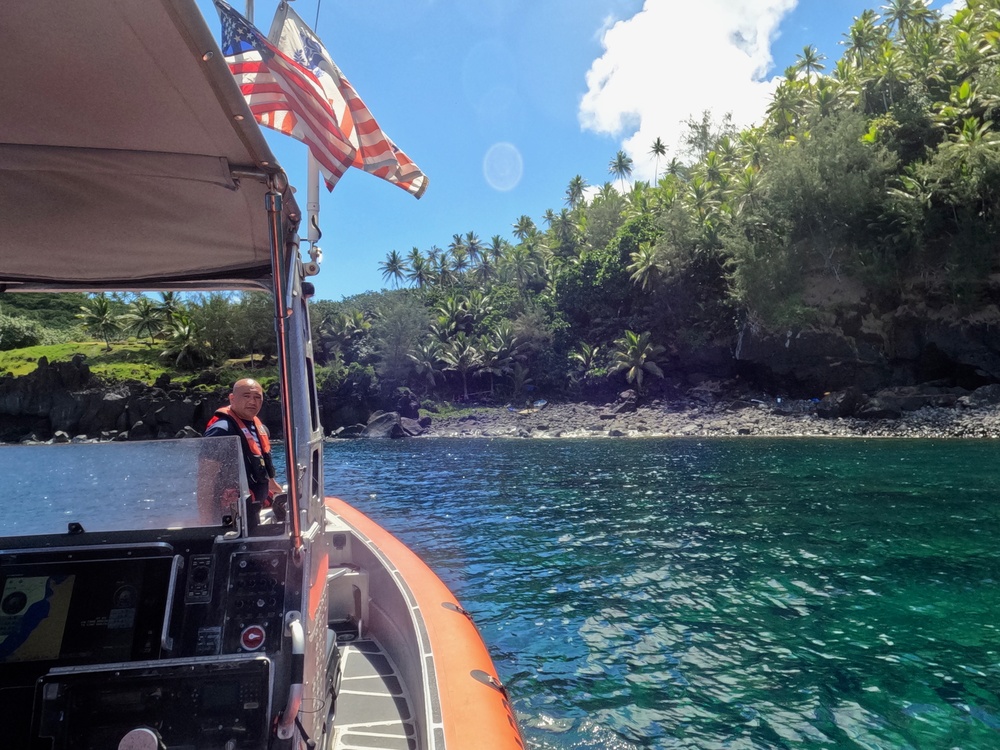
[0,0,300,292]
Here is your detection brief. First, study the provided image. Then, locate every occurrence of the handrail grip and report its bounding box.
[160,554,184,652]
[276,611,305,740]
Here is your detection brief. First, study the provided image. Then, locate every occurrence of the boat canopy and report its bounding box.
[0,0,300,291]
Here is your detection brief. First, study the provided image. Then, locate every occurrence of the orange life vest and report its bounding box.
[207,406,275,500]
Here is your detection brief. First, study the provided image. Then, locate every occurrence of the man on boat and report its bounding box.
[199,378,282,523]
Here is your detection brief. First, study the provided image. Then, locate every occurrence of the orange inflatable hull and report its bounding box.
[326,497,525,750]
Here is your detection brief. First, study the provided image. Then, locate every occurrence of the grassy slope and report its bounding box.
[0,339,277,386]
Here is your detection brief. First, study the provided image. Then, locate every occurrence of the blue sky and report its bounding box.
[197,0,961,301]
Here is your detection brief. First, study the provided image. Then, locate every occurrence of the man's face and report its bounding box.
[229,381,264,420]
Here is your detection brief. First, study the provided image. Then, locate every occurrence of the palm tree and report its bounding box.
[570,342,602,383]
[318,310,371,362]
[450,246,470,275]
[440,332,481,400]
[649,137,667,182]
[479,320,521,394]
[161,313,209,369]
[795,44,826,87]
[379,249,407,288]
[436,295,472,336]
[123,296,165,346]
[465,231,484,266]
[500,244,538,293]
[610,330,665,396]
[766,82,805,136]
[550,208,579,257]
[730,165,764,215]
[157,291,181,322]
[473,256,497,286]
[512,215,536,241]
[627,242,663,292]
[565,175,588,208]
[609,150,634,193]
[407,339,444,391]
[596,182,618,201]
[810,77,840,118]
[842,10,884,67]
[434,253,455,287]
[77,294,121,351]
[448,233,467,257]
[462,290,493,328]
[487,235,508,262]
[882,0,936,40]
[406,255,432,289]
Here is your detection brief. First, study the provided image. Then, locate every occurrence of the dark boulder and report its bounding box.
[611,399,637,414]
[395,390,420,420]
[360,412,404,439]
[127,420,156,441]
[400,417,425,437]
[78,390,128,436]
[855,397,902,420]
[816,387,863,419]
[155,398,197,436]
[959,383,1000,408]
[871,385,966,411]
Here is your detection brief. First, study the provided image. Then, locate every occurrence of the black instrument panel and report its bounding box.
[0,535,299,749]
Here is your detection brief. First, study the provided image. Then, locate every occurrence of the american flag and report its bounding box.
[267,3,428,199]
[215,0,354,191]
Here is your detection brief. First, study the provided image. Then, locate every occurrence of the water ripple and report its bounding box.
[325,438,1000,749]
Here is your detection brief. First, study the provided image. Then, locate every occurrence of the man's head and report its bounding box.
[229,378,264,421]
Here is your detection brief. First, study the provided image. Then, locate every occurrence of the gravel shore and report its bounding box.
[420,398,1000,440]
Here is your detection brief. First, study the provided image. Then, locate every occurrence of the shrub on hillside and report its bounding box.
[0,313,45,350]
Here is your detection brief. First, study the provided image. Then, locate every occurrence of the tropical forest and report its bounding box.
[5,0,1000,432]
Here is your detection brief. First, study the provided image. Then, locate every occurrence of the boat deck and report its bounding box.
[332,637,417,750]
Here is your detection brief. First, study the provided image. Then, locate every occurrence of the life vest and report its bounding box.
[207,406,275,494]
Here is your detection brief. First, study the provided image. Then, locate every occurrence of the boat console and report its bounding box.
[0,525,301,749]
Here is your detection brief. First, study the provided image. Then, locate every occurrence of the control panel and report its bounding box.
[184,554,214,604]
[34,657,270,750]
[223,550,287,654]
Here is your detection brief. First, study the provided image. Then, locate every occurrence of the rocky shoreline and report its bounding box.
[417,395,1000,440]
[8,354,1000,443]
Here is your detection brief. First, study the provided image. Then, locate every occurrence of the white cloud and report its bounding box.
[579,0,797,182]
[940,0,963,17]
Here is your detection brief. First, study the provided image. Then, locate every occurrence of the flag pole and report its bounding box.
[307,152,321,246]
[305,150,323,277]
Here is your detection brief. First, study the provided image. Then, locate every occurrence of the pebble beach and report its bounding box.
[420,398,1000,440]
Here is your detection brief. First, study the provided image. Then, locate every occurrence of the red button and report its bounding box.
[240,625,266,651]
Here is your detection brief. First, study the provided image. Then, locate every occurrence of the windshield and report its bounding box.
[1,437,250,537]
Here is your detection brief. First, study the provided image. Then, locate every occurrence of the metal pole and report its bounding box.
[265,189,303,550]
[307,153,320,245]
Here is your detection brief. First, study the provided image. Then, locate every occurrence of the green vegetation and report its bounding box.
[5,3,1000,416]
[0,291,279,385]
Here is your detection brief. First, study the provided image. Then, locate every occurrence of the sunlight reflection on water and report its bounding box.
[326,437,1000,749]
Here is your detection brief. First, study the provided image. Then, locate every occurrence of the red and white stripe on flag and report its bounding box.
[215,0,355,191]
[267,3,428,199]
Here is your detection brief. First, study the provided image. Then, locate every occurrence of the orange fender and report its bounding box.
[326,497,524,749]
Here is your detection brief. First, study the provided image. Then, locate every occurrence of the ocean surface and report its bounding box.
[323,437,1000,750]
[3,437,997,748]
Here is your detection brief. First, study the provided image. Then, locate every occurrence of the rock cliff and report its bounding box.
[728,274,1000,398]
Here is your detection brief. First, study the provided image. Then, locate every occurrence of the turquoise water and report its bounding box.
[324,438,1000,750]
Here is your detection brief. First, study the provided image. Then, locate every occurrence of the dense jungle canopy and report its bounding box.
[6,0,1000,415]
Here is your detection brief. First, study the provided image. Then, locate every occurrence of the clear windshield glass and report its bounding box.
[0,437,250,537]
